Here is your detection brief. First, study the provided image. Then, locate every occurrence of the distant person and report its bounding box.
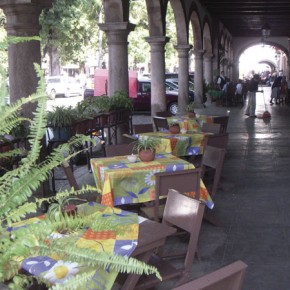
[279,76,288,103]
[270,75,282,104]
[245,74,260,118]
[235,79,243,104]
[216,71,226,90]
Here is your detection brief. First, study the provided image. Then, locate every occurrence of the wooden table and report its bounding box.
[90,154,214,209]
[119,217,177,290]
[7,203,177,290]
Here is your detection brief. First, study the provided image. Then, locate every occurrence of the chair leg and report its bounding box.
[62,161,80,190]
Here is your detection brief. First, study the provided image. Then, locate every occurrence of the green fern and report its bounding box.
[0,37,160,289]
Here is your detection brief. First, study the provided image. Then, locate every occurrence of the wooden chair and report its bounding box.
[105,142,135,157]
[133,123,154,134]
[140,169,201,222]
[156,111,173,117]
[135,189,205,289]
[153,116,169,131]
[201,123,222,134]
[204,132,229,149]
[188,133,228,168]
[213,116,229,133]
[172,260,247,290]
[201,145,226,198]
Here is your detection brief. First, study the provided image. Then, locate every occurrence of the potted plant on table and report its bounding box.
[133,137,161,162]
[168,121,180,134]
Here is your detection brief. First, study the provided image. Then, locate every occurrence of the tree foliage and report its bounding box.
[40,0,105,66]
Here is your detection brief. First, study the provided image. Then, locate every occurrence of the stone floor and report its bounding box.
[53,85,290,290]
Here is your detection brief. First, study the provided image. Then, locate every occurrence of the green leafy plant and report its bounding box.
[187,101,198,112]
[0,39,160,289]
[133,137,161,153]
[46,105,77,127]
[47,195,86,222]
[110,91,133,111]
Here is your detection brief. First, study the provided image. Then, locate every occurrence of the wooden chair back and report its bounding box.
[201,145,226,198]
[136,189,205,289]
[204,132,229,149]
[153,116,169,131]
[201,123,222,134]
[133,123,154,134]
[105,143,135,157]
[172,260,247,290]
[156,111,173,117]
[213,116,229,133]
[141,169,201,222]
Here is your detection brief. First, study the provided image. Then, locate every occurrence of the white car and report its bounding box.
[46,76,83,99]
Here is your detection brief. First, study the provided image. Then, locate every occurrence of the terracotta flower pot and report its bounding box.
[169,124,180,134]
[188,112,195,118]
[62,204,78,216]
[138,149,155,162]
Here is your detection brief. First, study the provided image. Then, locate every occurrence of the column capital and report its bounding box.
[99,22,135,45]
[174,44,193,58]
[145,36,169,53]
[204,53,214,60]
[1,2,51,36]
[193,49,206,59]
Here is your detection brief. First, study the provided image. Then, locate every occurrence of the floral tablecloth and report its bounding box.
[90,153,214,209]
[7,203,139,290]
[139,131,209,157]
[167,115,216,131]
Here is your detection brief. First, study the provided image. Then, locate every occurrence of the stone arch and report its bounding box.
[189,9,202,50]
[145,0,166,37]
[169,0,188,44]
[103,0,129,22]
[203,21,212,54]
[233,39,289,80]
[203,21,213,84]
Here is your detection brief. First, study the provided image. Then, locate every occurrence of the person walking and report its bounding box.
[270,75,282,104]
[245,74,260,118]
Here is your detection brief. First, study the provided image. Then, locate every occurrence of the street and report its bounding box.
[46,94,84,111]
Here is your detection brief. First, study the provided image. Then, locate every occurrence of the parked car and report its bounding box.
[166,79,195,99]
[132,78,194,115]
[46,76,84,99]
[165,72,195,83]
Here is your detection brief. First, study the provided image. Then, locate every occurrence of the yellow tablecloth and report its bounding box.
[8,203,139,290]
[90,154,214,209]
[139,131,209,156]
[167,115,201,131]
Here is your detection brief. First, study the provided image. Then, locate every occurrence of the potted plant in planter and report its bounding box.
[133,137,161,162]
[46,105,77,141]
[168,121,180,134]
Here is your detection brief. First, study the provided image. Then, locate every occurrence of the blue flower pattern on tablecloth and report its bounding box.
[22,256,56,276]
[187,147,201,155]
[165,163,185,172]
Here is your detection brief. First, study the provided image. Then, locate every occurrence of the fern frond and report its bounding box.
[51,270,96,290]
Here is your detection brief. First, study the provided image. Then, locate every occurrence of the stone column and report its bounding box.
[194,50,205,106]
[175,44,192,115]
[99,22,135,97]
[145,36,169,117]
[1,1,51,119]
[204,53,213,85]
